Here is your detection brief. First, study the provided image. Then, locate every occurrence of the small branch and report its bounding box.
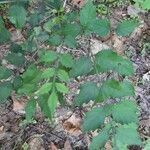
[63,0,67,8]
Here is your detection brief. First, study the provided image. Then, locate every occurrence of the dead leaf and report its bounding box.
[12,93,26,114]
[112,35,125,55]
[71,0,85,7]
[63,114,82,136]
[64,140,72,150]
[28,135,44,150]
[0,126,4,133]
[50,142,58,150]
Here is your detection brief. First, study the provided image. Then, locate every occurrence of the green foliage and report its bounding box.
[0,66,12,80]
[95,50,134,75]
[0,0,144,148]
[75,82,99,106]
[0,82,12,103]
[82,107,108,132]
[25,99,36,121]
[90,124,111,150]
[116,19,139,36]
[0,17,11,43]
[98,80,134,101]
[9,5,27,29]
[112,100,138,124]
[70,56,93,77]
[113,123,141,149]
[133,0,150,10]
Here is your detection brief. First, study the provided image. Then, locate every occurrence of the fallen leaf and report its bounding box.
[90,39,110,55]
[71,0,85,7]
[64,140,73,150]
[63,114,82,136]
[12,93,26,114]
[111,35,125,55]
[50,142,58,150]
[0,126,4,133]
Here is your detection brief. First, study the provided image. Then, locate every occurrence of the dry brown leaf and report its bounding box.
[64,140,73,150]
[71,0,85,7]
[12,94,26,114]
[50,142,58,150]
[63,114,82,136]
[112,35,125,55]
[0,126,4,133]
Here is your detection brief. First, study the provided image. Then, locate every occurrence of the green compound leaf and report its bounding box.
[25,99,36,121]
[48,90,58,117]
[9,5,27,29]
[0,66,13,80]
[112,100,138,124]
[37,83,53,95]
[74,82,99,106]
[57,69,69,82]
[82,105,112,132]
[10,43,24,54]
[80,1,96,27]
[56,83,69,94]
[82,107,106,132]
[64,35,77,48]
[0,17,11,44]
[98,80,134,102]
[37,95,51,118]
[116,19,139,36]
[90,124,111,150]
[48,34,62,46]
[5,53,25,66]
[62,23,81,38]
[70,56,93,77]
[59,54,74,68]
[0,82,12,103]
[113,123,141,149]
[39,51,58,63]
[17,84,36,95]
[89,19,110,37]
[41,68,55,79]
[13,76,23,90]
[95,50,134,76]
[22,65,41,83]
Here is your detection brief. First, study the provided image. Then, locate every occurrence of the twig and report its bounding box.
[63,0,67,8]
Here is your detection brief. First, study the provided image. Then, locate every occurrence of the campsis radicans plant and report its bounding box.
[0,0,144,149]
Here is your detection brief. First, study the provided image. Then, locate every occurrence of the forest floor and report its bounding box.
[0,1,150,150]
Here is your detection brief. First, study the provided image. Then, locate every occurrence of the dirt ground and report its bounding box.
[0,2,150,150]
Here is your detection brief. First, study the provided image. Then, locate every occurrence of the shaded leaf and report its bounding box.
[95,50,134,76]
[82,107,106,132]
[70,56,93,77]
[48,90,58,117]
[90,124,111,150]
[9,5,27,28]
[75,82,99,106]
[98,80,134,102]
[116,19,139,36]
[114,123,141,149]
[25,99,36,121]
[112,100,138,124]
[0,66,12,80]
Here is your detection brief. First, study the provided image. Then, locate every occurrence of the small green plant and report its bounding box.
[0,0,145,149]
[133,0,150,10]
